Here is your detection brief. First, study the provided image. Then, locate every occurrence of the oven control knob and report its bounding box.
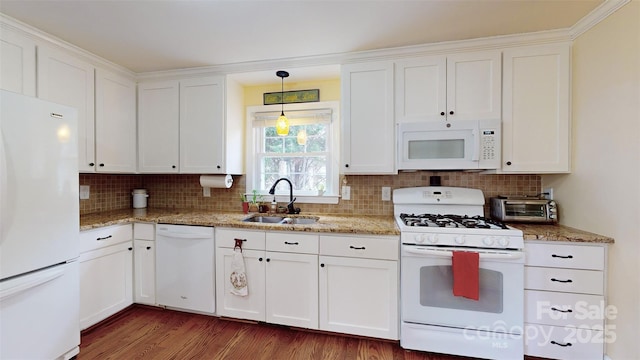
[428,234,439,244]
[414,234,425,243]
[454,235,466,245]
[482,236,495,246]
[498,237,510,247]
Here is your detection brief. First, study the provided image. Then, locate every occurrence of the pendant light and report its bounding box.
[275,70,289,136]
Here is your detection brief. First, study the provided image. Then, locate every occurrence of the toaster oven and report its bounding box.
[490,197,558,223]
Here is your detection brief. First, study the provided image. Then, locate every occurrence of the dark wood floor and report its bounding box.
[79,305,477,360]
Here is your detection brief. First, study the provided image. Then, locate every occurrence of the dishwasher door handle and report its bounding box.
[156,231,212,240]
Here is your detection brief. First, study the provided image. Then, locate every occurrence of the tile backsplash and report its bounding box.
[80,172,540,216]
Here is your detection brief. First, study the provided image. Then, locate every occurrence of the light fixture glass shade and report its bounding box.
[276,112,289,136]
[296,129,307,145]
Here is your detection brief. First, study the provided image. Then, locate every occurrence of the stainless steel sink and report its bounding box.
[242,215,319,225]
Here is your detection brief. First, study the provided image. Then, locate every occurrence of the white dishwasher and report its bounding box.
[156,224,215,314]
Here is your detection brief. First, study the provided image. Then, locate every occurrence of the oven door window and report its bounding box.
[505,203,546,217]
[419,265,503,313]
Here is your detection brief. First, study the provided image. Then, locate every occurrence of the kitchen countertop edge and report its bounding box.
[80,209,614,244]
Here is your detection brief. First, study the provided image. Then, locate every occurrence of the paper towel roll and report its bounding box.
[199,174,233,189]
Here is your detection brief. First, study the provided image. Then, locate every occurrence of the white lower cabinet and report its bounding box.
[319,234,399,340]
[215,228,319,329]
[133,223,156,305]
[79,224,133,330]
[524,242,608,360]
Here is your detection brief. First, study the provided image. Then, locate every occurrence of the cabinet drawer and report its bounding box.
[216,228,265,250]
[320,235,399,260]
[134,223,155,240]
[525,323,604,360]
[80,224,132,253]
[266,232,319,254]
[525,243,604,270]
[525,266,603,295]
[525,290,604,328]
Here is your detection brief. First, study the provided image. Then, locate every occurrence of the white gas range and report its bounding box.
[394,186,525,360]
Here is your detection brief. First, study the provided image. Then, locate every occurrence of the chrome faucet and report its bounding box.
[268,177,300,214]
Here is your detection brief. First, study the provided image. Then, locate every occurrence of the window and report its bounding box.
[246,101,340,204]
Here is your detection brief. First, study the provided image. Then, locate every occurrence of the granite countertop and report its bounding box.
[80,208,614,244]
[80,208,401,236]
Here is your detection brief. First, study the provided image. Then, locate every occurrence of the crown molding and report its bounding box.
[569,0,631,40]
[0,13,136,78]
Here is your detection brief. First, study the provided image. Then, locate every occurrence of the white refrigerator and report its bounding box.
[0,90,81,359]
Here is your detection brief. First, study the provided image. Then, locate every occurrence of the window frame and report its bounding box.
[245,101,340,204]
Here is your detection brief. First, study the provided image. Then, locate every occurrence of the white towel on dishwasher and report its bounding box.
[229,248,248,296]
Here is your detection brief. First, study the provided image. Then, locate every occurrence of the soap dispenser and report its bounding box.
[270,197,277,213]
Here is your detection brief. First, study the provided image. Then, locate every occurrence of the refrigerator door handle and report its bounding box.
[0,266,65,301]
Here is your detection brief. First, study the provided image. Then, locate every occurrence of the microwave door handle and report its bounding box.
[472,129,480,161]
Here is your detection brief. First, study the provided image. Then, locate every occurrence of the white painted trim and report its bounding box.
[569,0,631,40]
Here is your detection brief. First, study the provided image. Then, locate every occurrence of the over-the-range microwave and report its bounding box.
[397,119,501,170]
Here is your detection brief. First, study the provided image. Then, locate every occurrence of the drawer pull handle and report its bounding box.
[551,278,573,283]
[551,341,572,347]
[284,241,299,245]
[96,235,112,241]
[552,254,573,259]
[551,307,573,313]
[349,246,366,250]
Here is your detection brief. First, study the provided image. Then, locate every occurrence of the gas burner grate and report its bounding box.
[399,213,509,229]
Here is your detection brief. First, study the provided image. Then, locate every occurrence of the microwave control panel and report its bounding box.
[480,130,497,161]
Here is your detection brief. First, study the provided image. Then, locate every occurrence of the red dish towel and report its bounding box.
[452,251,480,301]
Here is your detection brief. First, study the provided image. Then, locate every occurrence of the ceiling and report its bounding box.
[1,0,602,84]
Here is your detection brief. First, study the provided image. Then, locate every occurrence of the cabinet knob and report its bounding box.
[89,162,95,167]
[172,165,176,169]
[217,165,221,169]
[345,164,349,168]
[259,257,263,262]
[320,263,325,267]
[99,163,105,167]
[128,247,133,251]
[506,161,512,166]
[146,246,151,250]
[440,112,445,116]
[449,110,454,115]
[266,258,271,262]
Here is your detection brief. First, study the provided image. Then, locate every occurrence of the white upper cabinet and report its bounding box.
[341,61,396,174]
[137,75,243,174]
[95,68,137,173]
[138,81,180,173]
[0,27,36,96]
[179,76,226,173]
[395,51,501,123]
[37,46,96,172]
[502,44,570,173]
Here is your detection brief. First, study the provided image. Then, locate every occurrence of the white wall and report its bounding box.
[542,2,640,359]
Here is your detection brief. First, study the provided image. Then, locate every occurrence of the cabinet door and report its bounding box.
[502,44,570,173]
[319,256,398,339]
[395,56,447,123]
[215,248,265,321]
[341,61,396,174]
[265,251,318,329]
[138,81,180,173]
[79,241,133,330]
[95,68,137,173]
[37,46,95,172]
[446,51,502,121]
[0,28,36,96]
[133,239,156,305]
[179,76,225,173]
